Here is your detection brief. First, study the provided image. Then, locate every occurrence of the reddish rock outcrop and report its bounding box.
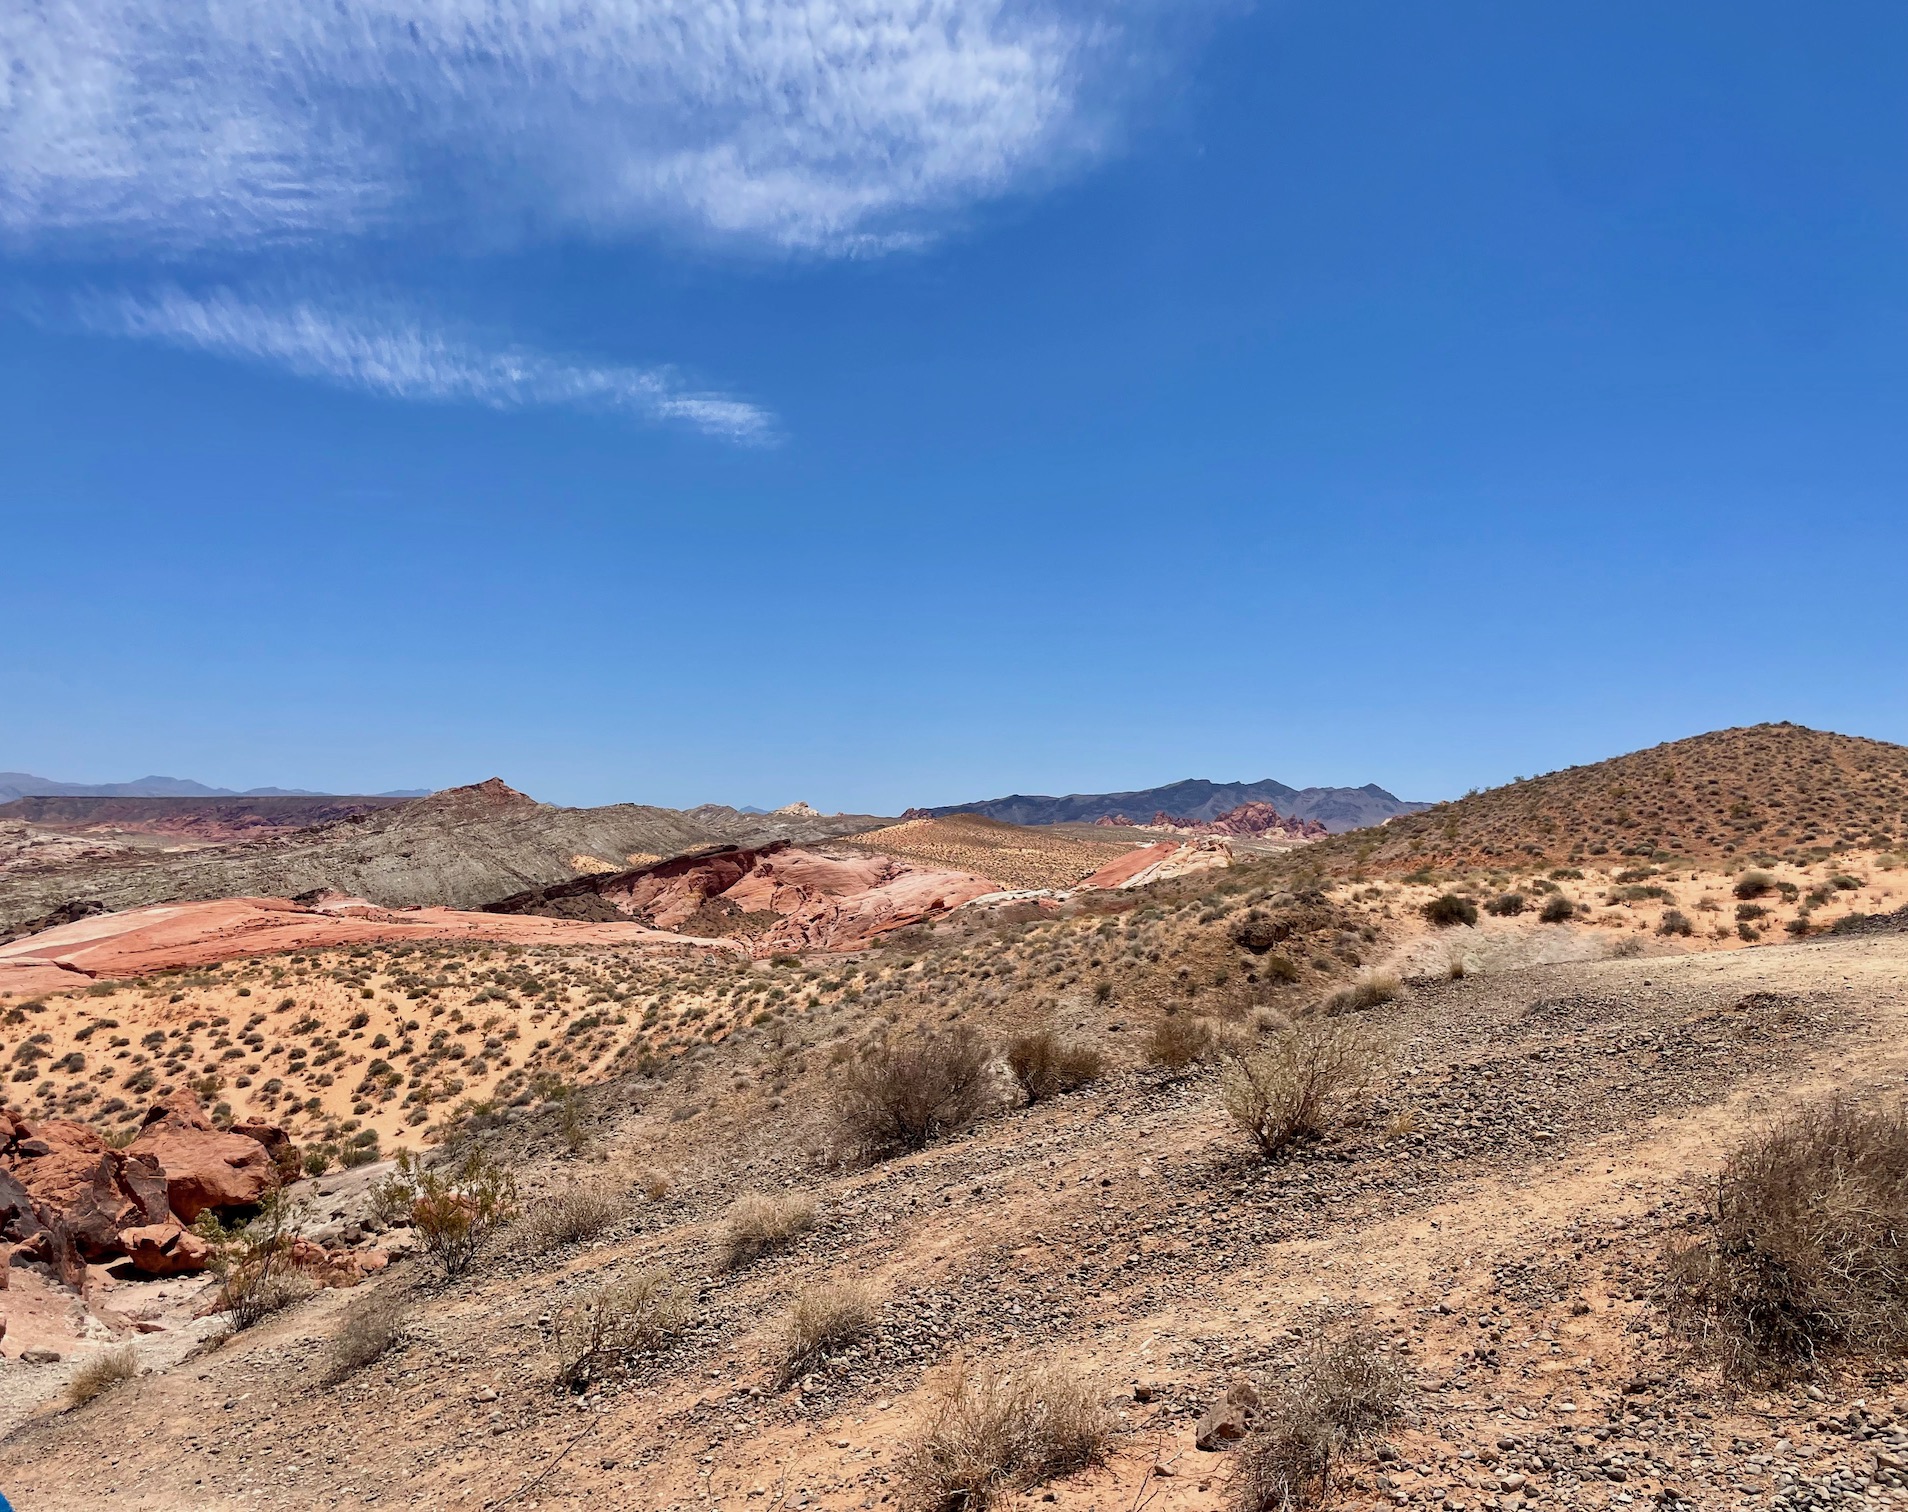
[127,1092,282,1223]
[1147,801,1328,840]
[0,1093,296,1279]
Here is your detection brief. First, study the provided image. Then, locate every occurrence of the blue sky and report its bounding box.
[4,0,1906,812]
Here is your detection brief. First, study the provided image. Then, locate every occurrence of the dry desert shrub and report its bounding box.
[323,1290,410,1384]
[1234,1330,1405,1512]
[518,1182,620,1254]
[1538,893,1576,924]
[900,1360,1109,1511]
[1664,1098,1908,1382]
[1420,894,1477,928]
[1005,1030,1104,1103]
[639,1168,672,1202]
[66,1345,138,1408]
[1146,1011,1217,1072]
[1221,1021,1384,1159]
[198,1188,317,1332]
[772,1276,877,1385]
[1317,971,1400,1018]
[372,1146,518,1279]
[551,1268,689,1389]
[833,1025,994,1161]
[723,1190,818,1269]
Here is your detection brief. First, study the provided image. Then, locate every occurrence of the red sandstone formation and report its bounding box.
[0,1093,295,1277]
[0,894,743,998]
[1146,801,1327,840]
[490,843,1005,954]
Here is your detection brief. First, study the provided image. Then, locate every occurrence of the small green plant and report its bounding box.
[196,1187,314,1331]
[371,1146,517,1279]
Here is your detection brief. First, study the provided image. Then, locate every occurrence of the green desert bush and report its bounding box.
[372,1146,518,1279]
[1484,893,1525,917]
[1734,870,1777,900]
[1538,894,1576,924]
[900,1360,1109,1511]
[1664,1098,1908,1382]
[1657,909,1694,937]
[1420,894,1477,928]
[1005,1031,1104,1103]
[197,1188,315,1332]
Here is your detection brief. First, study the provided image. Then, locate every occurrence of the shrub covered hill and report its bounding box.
[1297,722,1908,875]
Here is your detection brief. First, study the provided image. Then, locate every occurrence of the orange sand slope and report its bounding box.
[0,895,740,997]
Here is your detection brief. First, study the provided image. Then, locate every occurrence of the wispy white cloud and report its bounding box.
[80,288,775,443]
[0,1,1202,256]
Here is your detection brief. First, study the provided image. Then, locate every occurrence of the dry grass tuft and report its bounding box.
[1234,1329,1405,1512]
[1318,971,1400,1017]
[1146,1011,1217,1072]
[551,1268,688,1389]
[66,1345,138,1408]
[832,1025,994,1161]
[900,1359,1109,1511]
[323,1290,410,1384]
[1005,1030,1104,1103]
[722,1190,818,1269]
[771,1277,878,1385]
[1665,1097,1908,1381]
[1221,1020,1385,1159]
[518,1182,621,1254]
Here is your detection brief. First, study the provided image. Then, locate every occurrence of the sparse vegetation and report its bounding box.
[1146,1011,1217,1071]
[372,1146,518,1279]
[1664,1098,1908,1382]
[1005,1030,1104,1102]
[1735,871,1777,900]
[1538,893,1576,924]
[721,1190,818,1269]
[551,1268,688,1389]
[1318,971,1400,1017]
[1484,892,1525,916]
[323,1290,410,1384]
[517,1181,620,1254]
[1421,894,1477,928]
[899,1360,1109,1511]
[832,1025,994,1161]
[1234,1329,1406,1512]
[771,1276,877,1385]
[1658,908,1694,937]
[66,1345,138,1408]
[197,1188,315,1332]
[1221,1020,1384,1159]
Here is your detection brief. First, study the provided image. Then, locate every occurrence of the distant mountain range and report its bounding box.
[0,772,429,803]
[917,778,1430,834]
